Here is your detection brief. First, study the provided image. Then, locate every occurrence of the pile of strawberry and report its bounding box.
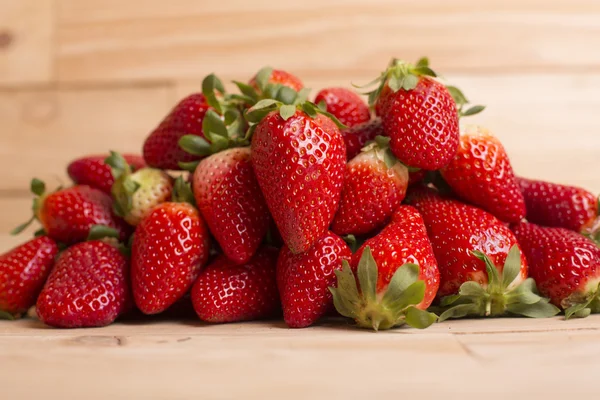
[1,58,599,330]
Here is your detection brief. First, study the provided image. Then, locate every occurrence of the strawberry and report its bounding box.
[193,147,270,264]
[191,246,280,323]
[513,222,600,319]
[314,88,370,128]
[277,231,351,328]
[248,99,346,254]
[406,188,558,320]
[0,236,58,318]
[440,125,526,223]
[36,240,131,328]
[330,206,439,330]
[12,179,131,244]
[366,58,460,170]
[408,170,427,186]
[331,136,408,236]
[248,67,304,94]
[106,152,173,226]
[131,178,210,314]
[517,177,600,238]
[341,117,385,160]
[68,154,146,194]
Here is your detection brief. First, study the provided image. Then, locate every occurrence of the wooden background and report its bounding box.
[1,0,599,241]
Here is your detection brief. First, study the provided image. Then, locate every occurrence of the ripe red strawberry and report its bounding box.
[68,154,146,194]
[36,240,131,328]
[106,152,173,226]
[341,118,385,160]
[0,236,58,318]
[13,179,131,244]
[132,199,210,314]
[248,68,304,93]
[191,246,280,323]
[314,88,370,128]
[193,147,270,264]
[330,206,439,330]
[513,222,600,318]
[367,58,459,170]
[331,137,408,236]
[517,177,599,236]
[277,231,351,328]
[408,170,427,186]
[250,107,346,254]
[441,125,526,223]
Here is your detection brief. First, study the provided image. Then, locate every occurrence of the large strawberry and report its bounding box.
[12,179,130,244]
[518,177,599,240]
[68,154,146,194]
[0,236,58,319]
[331,136,408,236]
[330,206,439,330]
[248,97,346,254]
[36,240,131,328]
[314,87,370,128]
[191,246,280,323]
[366,58,461,170]
[406,188,558,320]
[193,147,270,264]
[513,222,600,318]
[277,231,351,328]
[106,152,173,226]
[440,125,526,223]
[341,117,385,160]
[131,178,210,314]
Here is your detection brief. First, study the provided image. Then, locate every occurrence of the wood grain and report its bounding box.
[0,0,54,86]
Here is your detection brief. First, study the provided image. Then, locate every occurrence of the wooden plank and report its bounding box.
[0,317,600,399]
[0,0,54,85]
[57,0,600,83]
[0,85,173,194]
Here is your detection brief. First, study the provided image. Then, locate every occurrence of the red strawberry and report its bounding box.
[68,154,146,194]
[0,236,58,318]
[131,184,210,314]
[36,240,131,328]
[248,68,304,93]
[330,206,439,330]
[314,88,370,128]
[367,58,459,170]
[440,125,526,223]
[513,222,600,318]
[518,177,600,236]
[277,231,351,328]
[191,246,280,323]
[408,170,427,186]
[193,147,270,264]
[341,118,385,160]
[13,179,131,244]
[331,137,408,236]
[250,107,346,254]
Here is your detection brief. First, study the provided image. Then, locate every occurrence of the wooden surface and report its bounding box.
[1,1,600,399]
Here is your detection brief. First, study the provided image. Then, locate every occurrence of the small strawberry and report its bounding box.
[513,222,600,319]
[314,88,370,128]
[440,125,526,223]
[131,178,210,315]
[330,206,439,330]
[191,246,280,323]
[0,236,58,318]
[248,67,304,94]
[248,97,346,254]
[406,188,558,320]
[341,118,385,160]
[193,147,269,264]
[517,177,600,238]
[106,151,173,226]
[331,136,408,236]
[36,240,131,328]
[68,154,146,194]
[12,179,131,244]
[277,231,352,328]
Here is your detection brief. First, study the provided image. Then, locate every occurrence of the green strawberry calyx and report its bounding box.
[445,85,486,118]
[231,66,296,107]
[105,151,141,218]
[10,178,51,235]
[171,176,196,206]
[438,245,560,321]
[329,246,437,331]
[562,281,600,319]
